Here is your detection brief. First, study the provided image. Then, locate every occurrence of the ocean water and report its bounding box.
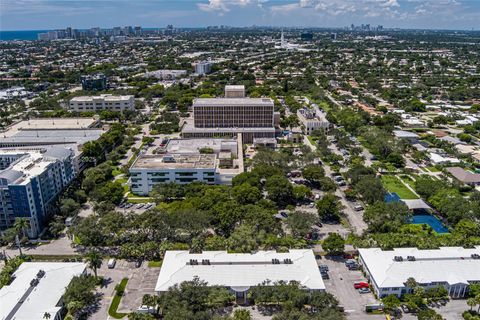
[0,30,48,41]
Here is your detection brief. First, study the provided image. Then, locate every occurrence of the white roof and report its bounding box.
[359,246,480,288]
[0,262,86,320]
[393,130,419,139]
[155,250,325,292]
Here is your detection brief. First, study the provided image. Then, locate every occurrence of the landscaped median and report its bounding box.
[108,277,129,319]
[381,175,419,200]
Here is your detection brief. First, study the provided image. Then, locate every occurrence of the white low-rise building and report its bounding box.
[69,94,135,112]
[129,137,244,195]
[297,106,330,135]
[358,246,480,298]
[155,250,325,301]
[0,262,86,320]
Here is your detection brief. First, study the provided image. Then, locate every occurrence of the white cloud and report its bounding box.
[197,0,253,14]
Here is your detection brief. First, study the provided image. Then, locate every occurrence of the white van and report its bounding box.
[107,258,116,269]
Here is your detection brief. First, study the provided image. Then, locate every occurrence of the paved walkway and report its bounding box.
[1,234,76,259]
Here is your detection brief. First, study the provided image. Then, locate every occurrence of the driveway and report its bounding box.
[1,234,76,258]
[318,257,384,320]
[90,259,159,320]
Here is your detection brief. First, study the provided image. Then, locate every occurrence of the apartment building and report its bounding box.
[129,137,243,195]
[182,85,278,143]
[156,250,325,302]
[297,106,330,135]
[81,73,107,90]
[359,246,480,299]
[0,148,76,237]
[0,262,86,320]
[0,118,104,173]
[194,61,212,75]
[69,94,135,112]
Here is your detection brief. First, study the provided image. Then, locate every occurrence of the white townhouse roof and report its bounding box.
[155,250,325,292]
[359,247,480,289]
[0,262,86,320]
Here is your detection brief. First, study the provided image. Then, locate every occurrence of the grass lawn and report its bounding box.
[109,278,128,319]
[148,260,163,268]
[426,166,441,172]
[112,167,123,177]
[30,254,81,262]
[381,175,419,200]
[307,136,317,146]
[127,197,153,204]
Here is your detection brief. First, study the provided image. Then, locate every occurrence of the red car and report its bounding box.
[353,282,369,289]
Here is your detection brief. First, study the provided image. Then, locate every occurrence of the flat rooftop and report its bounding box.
[359,246,480,288]
[0,262,86,320]
[165,138,237,154]
[70,94,133,102]
[1,118,98,137]
[156,250,325,292]
[132,153,216,170]
[0,128,104,152]
[193,97,274,107]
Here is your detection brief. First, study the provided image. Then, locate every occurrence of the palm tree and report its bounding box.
[85,249,102,279]
[43,312,51,319]
[14,217,30,239]
[405,277,418,293]
[467,298,476,311]
[13,218,29,256]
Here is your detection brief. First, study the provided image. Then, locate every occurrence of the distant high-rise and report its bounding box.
[81,73,107,91]
[134,26,142,36]
[194,61,213,75]
[330,33,337,40]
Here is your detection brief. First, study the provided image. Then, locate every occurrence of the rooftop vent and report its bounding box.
[189,259,198,265]
[394,256,403,262]
[272,258,280,264]
[284,258,293,264]
[201,259,210,265]
[471,254,480,259]
[30,278,39,287]
[407,256,416,261]
[36,270,45,278]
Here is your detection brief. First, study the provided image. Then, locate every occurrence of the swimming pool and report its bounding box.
[410,214,449,233]
[384,192,401,203]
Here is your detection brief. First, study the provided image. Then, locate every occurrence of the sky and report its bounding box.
[1,0,480,31]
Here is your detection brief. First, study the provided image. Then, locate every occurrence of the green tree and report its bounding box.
[265,175,294,207]
[233,309,251,320]
[316,193,341,222]
[85,249,102,279]
[231,183,262,205]
[322,233,345,255]
[285,211,316,238]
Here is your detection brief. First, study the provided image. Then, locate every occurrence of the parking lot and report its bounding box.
[317,256,384,320]
[90,259,159,320]
[115,202,156,214]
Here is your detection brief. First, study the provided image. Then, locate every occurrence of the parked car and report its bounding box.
[319,265,329,272]
[136,203,145,209]
[321,271,329,279]
[279,211,288,218]
[337,181,347,187]
[358,287,371,294]
[353,204,363,211]
[107,258,116,269]
[353,282,369,289]
[315,221,323,228]
[134,260,142,268]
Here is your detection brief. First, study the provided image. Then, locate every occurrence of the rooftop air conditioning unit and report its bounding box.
[407,256,416,261]
[394,256,403,262]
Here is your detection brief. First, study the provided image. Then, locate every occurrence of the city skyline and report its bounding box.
[1,0,480,31]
